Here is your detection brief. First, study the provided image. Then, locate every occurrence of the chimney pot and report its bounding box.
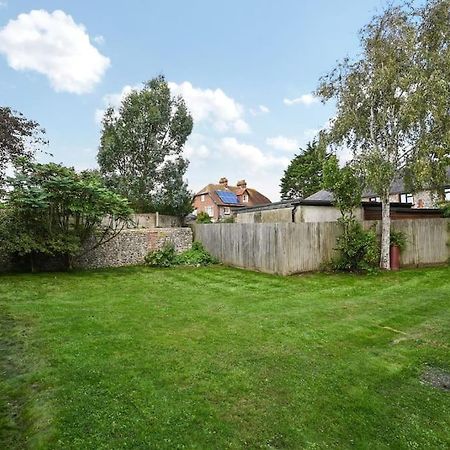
[237,179,247,188]
[219,177,228,187]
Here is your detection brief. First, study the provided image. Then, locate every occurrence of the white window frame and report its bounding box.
[400,193,414,204]
[243,194,249,203]
[369,196,381,202]
[223,207,231,215]
[201,194,205,202]
[205,206,214,217]
[445,187,450,201]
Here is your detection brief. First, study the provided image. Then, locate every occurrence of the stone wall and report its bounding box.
[73,228,192,270]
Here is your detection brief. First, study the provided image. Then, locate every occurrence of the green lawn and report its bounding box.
[1,266,449,449]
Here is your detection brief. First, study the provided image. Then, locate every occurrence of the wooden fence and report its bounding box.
[193,219,449,275]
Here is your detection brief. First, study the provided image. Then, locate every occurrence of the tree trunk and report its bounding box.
[380,198,391,270]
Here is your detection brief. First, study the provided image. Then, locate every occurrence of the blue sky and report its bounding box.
[0,0,391,200]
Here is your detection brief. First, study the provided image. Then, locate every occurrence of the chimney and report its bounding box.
[237,179,247,189]
[219,177,228,188]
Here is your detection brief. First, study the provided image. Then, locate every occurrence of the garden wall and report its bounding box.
[193,218,449,275]
[74,228,192,269]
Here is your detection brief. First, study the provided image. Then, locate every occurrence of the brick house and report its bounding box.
[193,177,271,221]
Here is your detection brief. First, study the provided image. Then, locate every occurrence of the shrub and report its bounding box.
[439,201,450,218]
[390,230,407,251]
[196,212,212,224]
[330,218,379,272]
[176,242,218,266]
[144,241,217,268]
[144,242,177,267]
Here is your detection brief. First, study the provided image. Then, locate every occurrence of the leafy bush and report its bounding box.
[196,212,212,223]
[330,218,379,272]
[439,201,450,218]
[144,241,217,267]
[176,242,218,266]
[390,230,407,251]
[144,243,177,267]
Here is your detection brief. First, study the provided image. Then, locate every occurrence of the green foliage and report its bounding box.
[144,242,177,267]
[97,75,194,216]
[390,230,407,251]
[439,201,450,218]
[317,0,450,268]
[176,242,218,266]
[144,241,217,267]
[330,219,379,272]
[196,211,212,223]
[0,106,47,192]
[322,155,363,219]
[280,139,330,200]
[0,161,132,271]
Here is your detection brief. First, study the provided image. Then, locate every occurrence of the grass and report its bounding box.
[0,265,449,449]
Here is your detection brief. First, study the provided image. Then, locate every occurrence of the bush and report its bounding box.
[390,230,407,251]
[196,212,212,224]
[176,242,218,266]
[439,201,450,218]
[144,241,217,267]
[330,219,379,272]
[144,243,177,267]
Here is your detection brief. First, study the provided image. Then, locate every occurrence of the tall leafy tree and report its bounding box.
[0,106,47,191]
[280,139,329,200]
[317,1,450,270]
[98,75,194,215]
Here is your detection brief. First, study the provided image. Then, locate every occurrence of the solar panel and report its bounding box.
[216,190,239,204]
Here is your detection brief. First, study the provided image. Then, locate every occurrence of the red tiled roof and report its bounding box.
[194,183,271,206]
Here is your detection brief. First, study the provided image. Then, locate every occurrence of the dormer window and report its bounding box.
[243,194,248,203]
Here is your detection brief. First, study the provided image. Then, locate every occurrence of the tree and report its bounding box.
[322,156,379,271]
[97,75,194,216]
[322,156,363,221]
[317,1,450,270]
[0,106,47,191]
[0,162,132,271]
[280,140,329,200]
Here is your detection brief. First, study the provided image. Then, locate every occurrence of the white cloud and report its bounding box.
[266,135,299,152]
[0,10,110,94]
[95,84,138,123]
[250,104,270,116]
[184,143,210,159]
[220,137,289,171]
[94,35,105,45]
[283,93,319,106]
[168,81,250,133]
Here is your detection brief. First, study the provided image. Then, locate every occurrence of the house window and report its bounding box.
[205,206,214,217]
[201,194,205,202]
[369,196,381,202]
[243,194,249,203]
[223,207,230,215]
[400,193,413,204]
[445,187,450,201]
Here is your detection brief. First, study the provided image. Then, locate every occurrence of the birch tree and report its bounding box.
[317,1,450,270]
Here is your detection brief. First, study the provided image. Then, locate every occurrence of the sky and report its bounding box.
[0,0,393,201]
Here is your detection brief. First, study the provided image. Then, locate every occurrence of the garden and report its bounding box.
[1,265,449,448]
